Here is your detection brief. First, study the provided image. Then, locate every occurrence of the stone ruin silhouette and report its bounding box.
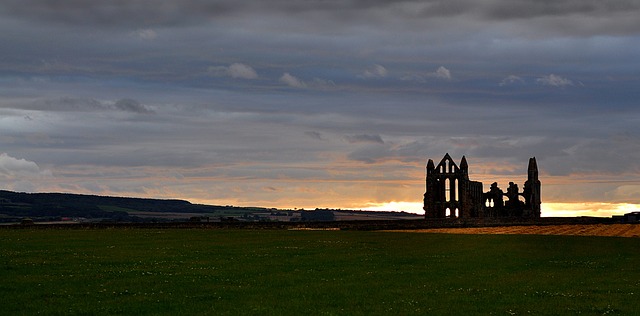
[423,154,541,219]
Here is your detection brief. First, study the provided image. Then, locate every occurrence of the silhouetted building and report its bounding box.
[423,154,541,219]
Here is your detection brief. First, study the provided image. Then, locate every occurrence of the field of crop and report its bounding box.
[1,228,639,315]
[399,224,640,238]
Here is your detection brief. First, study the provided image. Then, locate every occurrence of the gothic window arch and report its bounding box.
[445,178,451,202]
[452,178,457,201]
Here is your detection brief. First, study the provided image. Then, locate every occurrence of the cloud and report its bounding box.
[430,66,452,80]
[399,74,425,82]
[345,134,384,144]
[499,75,525,86]
[113,99,154,114]
[0,1,218,28]
[26,133,63,145]
[305,131,324,140]
[4,0,640,38]
[402,66,452,82]
[31,97,153,114]
[347,144,393,163]
[43,97,104,112]
[208,63,258,79]
[227,63,258,79]
[280,73,307,88]
[536,74,573,87]
[310,78,336,89]
[482,1,640,21]
[132,28,157,40]
[0,153,50,179]
[360,64,387,79]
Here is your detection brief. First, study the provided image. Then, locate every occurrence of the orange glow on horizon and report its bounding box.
[362,201,639,217]
[364,201,425,214]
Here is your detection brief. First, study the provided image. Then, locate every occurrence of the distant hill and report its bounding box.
[0,190,266,223]
[0,190,424,224]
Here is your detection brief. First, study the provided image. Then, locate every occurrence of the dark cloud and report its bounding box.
[347,145,392,164]
[484,1,640,20]
[114,99,154,114]
[345,134,384,144]
[3,97,153,114]
[0,1,232,27]
[44,97,105,112]
[3,0,640,36]
[304,131,324,140]
[542,133,640,176]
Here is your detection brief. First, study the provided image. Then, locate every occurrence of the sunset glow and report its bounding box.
[364,201,640,218]
[365,202,425,214]
[541,203,640,218]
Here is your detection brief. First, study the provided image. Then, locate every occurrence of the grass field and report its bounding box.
[1,229,638,315]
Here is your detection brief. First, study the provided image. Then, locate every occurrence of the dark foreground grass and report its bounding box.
[1,229,638,315]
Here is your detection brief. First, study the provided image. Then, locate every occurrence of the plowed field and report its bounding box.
[395,224,640,237]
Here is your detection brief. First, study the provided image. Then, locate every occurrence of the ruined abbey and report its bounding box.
[423,154,541,219]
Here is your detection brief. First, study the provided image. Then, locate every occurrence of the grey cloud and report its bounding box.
[345,139,431,165]
[0,1,402,28]
[44,97,104,112]
[305,131,324,140]
[114,98,154,114]
[430,66,452,80]
[0,152,50,179]
[227,63,258,79]
[484,1,640,20]
[26,133,63,145]
[0,1,233,28]
[536,74,573,87]
[131,28,158,40]
[400,66,452,83]
[359,64,388,79]
[345,134,384,144]
[280,73,306,88]
[309,78,336,89]
[542,133,640,176]
[347,145,392,164]
[209,63,258,80]
[15,97,154,114]
[4,1,640,37]
[499,75,525,86]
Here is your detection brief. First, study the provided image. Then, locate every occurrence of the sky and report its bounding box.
[1,1,640,217]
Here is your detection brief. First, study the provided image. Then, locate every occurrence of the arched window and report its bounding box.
[445,208,451,217]
[445,178,450,202]
[455,208,459,218]
[452,178,458,201]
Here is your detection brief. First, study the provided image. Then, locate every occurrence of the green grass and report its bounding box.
[1,229,638,315]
